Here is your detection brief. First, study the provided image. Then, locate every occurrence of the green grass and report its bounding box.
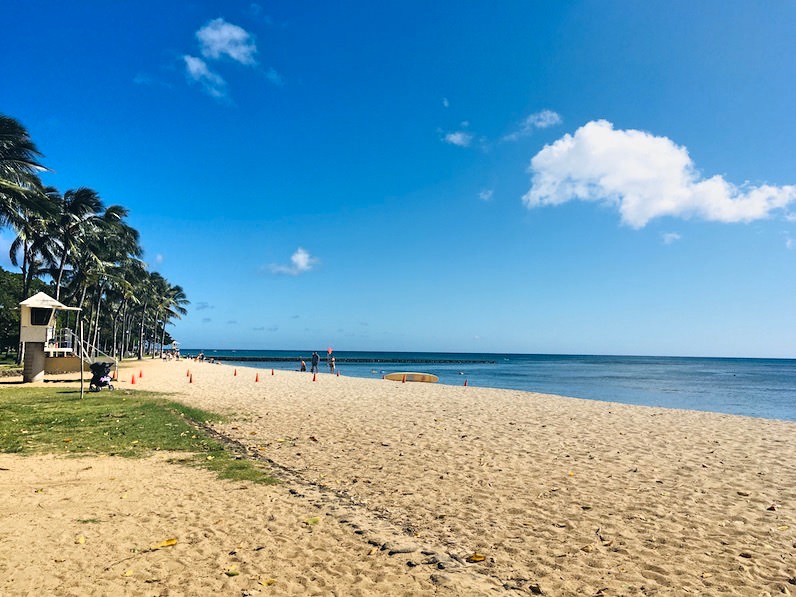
[0,387,277,485]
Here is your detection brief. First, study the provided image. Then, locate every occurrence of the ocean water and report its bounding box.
[183,350,796,421]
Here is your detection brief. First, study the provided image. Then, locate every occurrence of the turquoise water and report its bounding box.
[183,350,796,421]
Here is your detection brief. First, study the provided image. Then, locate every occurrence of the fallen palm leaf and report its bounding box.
[152,538,178,549]
[466,553,486,562]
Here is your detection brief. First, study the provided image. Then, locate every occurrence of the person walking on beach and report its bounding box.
[311,351,319,374]
[329,356,335,373]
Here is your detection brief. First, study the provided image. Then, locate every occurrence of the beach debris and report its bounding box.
[580,544,595,553]
[466,552,486,563]
[224,565,239,577]
[430,573,453,586]
[303,516,321,526]
[259,578,276,586]
[778,525,789,531]
[152,538,178,550]
[383,542,419,555]
[309,436,318,442]
[767,503,779,511]
[122,569,133,577]
[737,491,750,496]
[739,551,753,559]
[75,535,86,545]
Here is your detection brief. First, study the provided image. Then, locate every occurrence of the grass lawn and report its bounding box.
[0,386,277,485]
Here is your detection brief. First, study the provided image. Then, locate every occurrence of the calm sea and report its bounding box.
[182,350,796,421]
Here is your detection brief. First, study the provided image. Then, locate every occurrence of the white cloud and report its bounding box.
[479,189,494,202]
[183,55,227,98]
[524,120,796,228]
[196,18,257,65]
[444,131,473,147]
[154,253,164,264]
[269,247,318,275]
[442,97,450,108]
[504,109,562,141]
[662,232,681,244]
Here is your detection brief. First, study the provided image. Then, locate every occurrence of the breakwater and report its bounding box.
[209,356,496,364]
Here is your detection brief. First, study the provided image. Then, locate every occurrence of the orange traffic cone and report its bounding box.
[234,368,237,376]
[312,373,317,382]
[402,374,406,383]
[131,375,136,385]
[186,369,190,377]
[271,369,274,376]
[255,372,260,382]
[464,379,468,387]
[139,369,143,378]
[189,374,193,383]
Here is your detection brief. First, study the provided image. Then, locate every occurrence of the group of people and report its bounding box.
[300,351,335,374]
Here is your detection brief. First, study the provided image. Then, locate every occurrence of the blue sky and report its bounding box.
[2,1,795,357]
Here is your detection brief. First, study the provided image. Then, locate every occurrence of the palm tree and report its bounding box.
[156,283,189,354]
[0,115,50,230]
[44,187,104,300]
[9,209,54,301]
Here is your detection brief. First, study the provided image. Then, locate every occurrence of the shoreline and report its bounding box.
[2,358,795,595]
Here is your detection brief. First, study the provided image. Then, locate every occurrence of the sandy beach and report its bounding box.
[1,358,794,596]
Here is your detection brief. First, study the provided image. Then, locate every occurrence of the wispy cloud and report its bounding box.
[183,18,269,99]
[265,67,284,86]
[479,189,494,202]
[662,232,681,244]
[524,120,796,228]
[195,302,214,311]
[197,18,257,65]
[504,109,562,141]
[442,97,450,108]
[444,131,473,147]
[183,55,227,98]
[268,247,318,275]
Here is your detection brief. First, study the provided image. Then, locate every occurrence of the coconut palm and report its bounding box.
[0,115,50,229]
[44,187,105,300]
[156,282,189,355]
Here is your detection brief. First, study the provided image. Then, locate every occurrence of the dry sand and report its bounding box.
[1,358,794,596]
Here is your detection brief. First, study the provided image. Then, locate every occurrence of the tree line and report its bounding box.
[0,114,188,361]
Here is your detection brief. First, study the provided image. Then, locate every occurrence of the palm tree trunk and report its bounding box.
[137,302,147,360]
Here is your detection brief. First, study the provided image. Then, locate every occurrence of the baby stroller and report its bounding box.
[89,361,115,392]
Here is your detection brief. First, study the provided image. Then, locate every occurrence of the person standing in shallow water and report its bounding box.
[311,352,319,374]
[329,356,335,373]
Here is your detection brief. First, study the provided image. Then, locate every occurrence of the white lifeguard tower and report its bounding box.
[19,292,81,382]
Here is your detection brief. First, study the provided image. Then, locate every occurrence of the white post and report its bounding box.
[79,319,85,399]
